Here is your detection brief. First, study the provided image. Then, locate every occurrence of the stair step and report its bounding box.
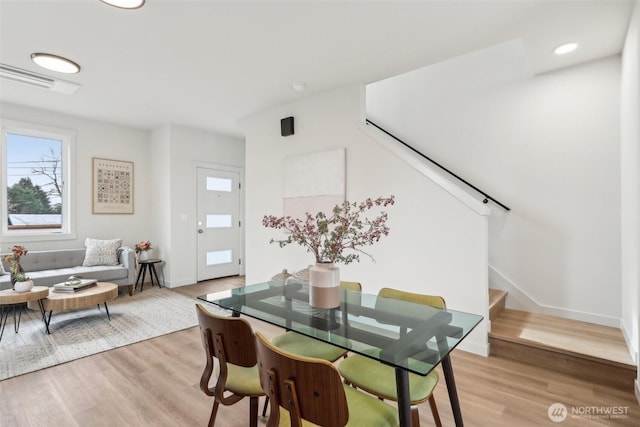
[488,288,507,321]
[489,309,636,390]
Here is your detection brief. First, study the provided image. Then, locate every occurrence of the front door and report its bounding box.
[196,167,242,281]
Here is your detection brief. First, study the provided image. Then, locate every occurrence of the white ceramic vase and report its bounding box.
[309,262,340,308]
[14,279,34,293]
[139,250,150,261]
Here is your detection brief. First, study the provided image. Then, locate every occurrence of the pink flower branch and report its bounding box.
[262,195,395,265]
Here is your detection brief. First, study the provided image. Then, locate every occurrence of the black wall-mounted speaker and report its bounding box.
[281,116,294,137]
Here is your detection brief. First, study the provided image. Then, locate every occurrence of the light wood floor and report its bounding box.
[490,309,634,368]
[1,277,638,427]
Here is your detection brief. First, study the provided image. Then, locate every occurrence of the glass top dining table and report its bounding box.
[198,280,483,427]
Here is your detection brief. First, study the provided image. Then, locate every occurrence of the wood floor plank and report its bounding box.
[1,277,638,426]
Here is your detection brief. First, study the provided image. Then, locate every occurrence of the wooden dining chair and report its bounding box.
[337,288,445,427]
[269,280,362,362]
[254,331,399,427]
[195,303,265,427]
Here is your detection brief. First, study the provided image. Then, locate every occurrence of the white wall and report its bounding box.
[620,0,640,388]
[367,56,622,327]
[240,85,489,355]
[150,125,172,284]
[151,124,244,287]
[0,102,152,251]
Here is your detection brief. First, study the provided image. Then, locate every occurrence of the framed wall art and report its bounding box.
[283,148,345,219]
[92,158,134,214]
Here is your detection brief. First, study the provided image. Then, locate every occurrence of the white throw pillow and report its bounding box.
[83,238,122,266]
[0,259,7,275]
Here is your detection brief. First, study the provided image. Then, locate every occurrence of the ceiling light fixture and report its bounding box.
[31,53,81,74]
[0,63,81,94]
[553,42,578,55]
[292,81,306,92]
[99,0,145,9]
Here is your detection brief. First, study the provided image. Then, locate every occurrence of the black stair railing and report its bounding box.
[366,119,510,211]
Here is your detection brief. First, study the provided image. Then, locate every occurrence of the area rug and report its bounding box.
[0,287,209,381]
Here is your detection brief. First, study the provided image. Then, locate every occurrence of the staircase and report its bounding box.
[488,289,637,391]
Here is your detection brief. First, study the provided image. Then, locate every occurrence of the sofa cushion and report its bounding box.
[83,238,122,266]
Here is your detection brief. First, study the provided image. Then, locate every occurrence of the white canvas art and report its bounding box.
[283,148,345,218]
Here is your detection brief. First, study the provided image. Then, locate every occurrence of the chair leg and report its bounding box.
[428,395,442,427]
[249,396,259,427]
[411,405,420,427]
[262,396,270,417]
[208,400,220,427]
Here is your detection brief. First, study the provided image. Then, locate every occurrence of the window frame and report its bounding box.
[1,119,76,242]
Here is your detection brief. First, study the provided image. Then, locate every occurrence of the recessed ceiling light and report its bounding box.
[292,81,306,92]
[554,42,578,55]
[31,53,80,74]
[99,0,145,9]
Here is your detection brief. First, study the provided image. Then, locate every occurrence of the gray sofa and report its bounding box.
[0,247,136,295]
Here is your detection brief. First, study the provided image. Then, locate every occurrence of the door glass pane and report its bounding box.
[206,177,232,192]
[207,250,232,266]
[207,214,232,228]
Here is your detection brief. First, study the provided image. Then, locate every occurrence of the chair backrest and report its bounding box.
[254,332,350,427]
[339,280,362,291]
[374,288,446,336]
[196,303,258,367]
[378,287,446,309]
[196,303,258,400]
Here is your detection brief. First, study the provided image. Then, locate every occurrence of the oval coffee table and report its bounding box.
[0,286,50,341]
[27,282,118,332]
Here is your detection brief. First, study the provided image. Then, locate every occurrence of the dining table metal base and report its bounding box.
[395,354,464,427]
[442,354,464,426]
[395,368,411,427]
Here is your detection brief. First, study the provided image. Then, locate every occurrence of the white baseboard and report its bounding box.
[621,321,639,365]
[162,279,193,288]
[457,340,490,357]
[489,265,620,328]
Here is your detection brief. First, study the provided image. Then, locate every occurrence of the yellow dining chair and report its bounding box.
[254,331,399,427]
[337,288,445,427]
[270,281,362,362]
[195,303,265,427]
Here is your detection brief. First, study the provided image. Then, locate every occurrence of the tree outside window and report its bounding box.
[1,122,73,238]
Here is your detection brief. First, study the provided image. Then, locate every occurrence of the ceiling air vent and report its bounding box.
[0,63,80,95]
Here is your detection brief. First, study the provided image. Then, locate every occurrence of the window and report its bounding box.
[1,120,75,240]
[206,176,232,192]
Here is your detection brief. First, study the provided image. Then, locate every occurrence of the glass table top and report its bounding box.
[197,280,483,376]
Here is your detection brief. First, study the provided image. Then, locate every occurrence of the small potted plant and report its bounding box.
[12,271,33,293]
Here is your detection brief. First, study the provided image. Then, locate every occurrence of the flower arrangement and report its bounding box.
[262,195,395,265]
[4,245,30,283]
[4,245,28,275]
[135,241,152,253]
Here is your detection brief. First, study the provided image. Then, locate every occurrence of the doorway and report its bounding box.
[196,167,242,281]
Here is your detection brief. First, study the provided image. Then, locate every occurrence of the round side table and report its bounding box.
[0,286,50,341]
[135,259,163,292]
